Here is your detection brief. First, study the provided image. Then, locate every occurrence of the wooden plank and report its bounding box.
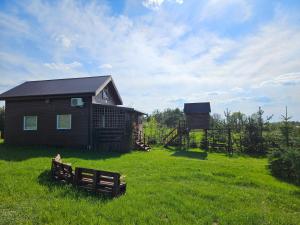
[98,176,114,183]
[72,166,126,197]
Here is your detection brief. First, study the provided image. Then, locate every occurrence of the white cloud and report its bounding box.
[142,0,184,10]
[175,0,184,4]
[0,12,30,35]
[258,72,300,87]
[43,61,82,70]
[99,64,113,69]
[143,0,164,10]
[55,34,73,48]
[199,0,252,22]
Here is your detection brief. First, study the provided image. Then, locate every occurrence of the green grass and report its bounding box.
[0,141,299,225]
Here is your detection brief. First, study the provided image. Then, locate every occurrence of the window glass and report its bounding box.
[102,88,109,100]
[57,114,71,129]
[24,116,37,130]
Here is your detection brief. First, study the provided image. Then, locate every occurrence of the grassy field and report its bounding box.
[0,140,299,225]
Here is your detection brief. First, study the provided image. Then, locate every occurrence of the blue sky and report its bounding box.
[0,0,300,120]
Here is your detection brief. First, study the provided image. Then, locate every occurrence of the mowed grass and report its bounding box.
[0,141,299,225]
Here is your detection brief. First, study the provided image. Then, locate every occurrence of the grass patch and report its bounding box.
[0,142,299,225]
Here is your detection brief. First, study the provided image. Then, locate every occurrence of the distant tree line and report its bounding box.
[151,108,184,128]
[207,106,299,184]
[143,106,300,185]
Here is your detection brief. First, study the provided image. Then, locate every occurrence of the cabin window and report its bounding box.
[102,88,109,100]
[23,116,38,130]
[57,114,72,130]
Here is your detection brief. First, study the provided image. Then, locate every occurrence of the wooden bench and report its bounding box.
[51,158,74,184]
[50,154,126,197]
[74,167,126,197]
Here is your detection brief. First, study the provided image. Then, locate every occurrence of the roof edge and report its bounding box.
[0,92,95,101]
[25,75,111,83]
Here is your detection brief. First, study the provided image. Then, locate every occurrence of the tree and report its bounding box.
[224,108,231,129]
[242,107,273,155]
[144,116,160,144]
[210,113,224,129]
[280,106,293,147]
[230,112,246,132]
[150,108,184,128]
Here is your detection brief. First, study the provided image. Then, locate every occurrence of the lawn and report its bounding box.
[0,141,299,225]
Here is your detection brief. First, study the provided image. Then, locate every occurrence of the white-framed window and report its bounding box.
[56,114,72,130]
[23,116,38,131]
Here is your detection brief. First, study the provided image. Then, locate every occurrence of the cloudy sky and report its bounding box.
[1,0,300,120]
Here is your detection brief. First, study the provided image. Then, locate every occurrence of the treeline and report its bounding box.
[209,107,300,153]
[144,107,300,185]
[209,107,299,184]
[144,107,300,151]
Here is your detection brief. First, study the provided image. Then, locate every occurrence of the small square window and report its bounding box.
[24,116,37,130]
[57,114,71,130]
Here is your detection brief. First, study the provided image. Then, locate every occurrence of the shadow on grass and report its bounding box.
[171,150,208,160]
[37,170,114,202]
[164,146,208,160]
[0,142,126,162]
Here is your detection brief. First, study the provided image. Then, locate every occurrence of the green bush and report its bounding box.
[143,117,171,145]
[269,148,300,185]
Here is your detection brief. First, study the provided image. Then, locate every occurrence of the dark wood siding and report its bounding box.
[4,96,92,147]
[186,113,210,129]
[92,104,135,152]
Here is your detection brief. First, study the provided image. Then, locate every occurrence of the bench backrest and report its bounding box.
[74,167,121,196]
[51,159,74,184]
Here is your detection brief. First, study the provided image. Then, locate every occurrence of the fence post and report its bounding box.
[228,128,232,155]
[178,121,182,148]
[212,129,215,148]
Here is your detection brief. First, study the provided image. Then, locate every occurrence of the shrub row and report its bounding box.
[268,148,300,185]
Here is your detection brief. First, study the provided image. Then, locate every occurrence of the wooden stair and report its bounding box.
[134,131,151,151]
[135,140,151,151]
[163,121,189,147]
[163,128,178,147]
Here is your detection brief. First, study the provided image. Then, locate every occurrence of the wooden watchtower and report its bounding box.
[184,102,211,130]
[163,102,211,148]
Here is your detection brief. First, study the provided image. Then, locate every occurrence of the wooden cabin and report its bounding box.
[184,102,211,130]
[0,76,145,152]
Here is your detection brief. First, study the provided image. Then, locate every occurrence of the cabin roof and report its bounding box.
[184,102,211,114]
[0,75,123,104]
[92,103,147,115]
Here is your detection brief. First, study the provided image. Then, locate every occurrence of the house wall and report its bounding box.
[92,104,139,152]
[4,96,92,147]
[185,113,210,129]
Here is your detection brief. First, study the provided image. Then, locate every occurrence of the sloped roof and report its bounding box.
[0,75,123,105]
[184,102,211,114]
